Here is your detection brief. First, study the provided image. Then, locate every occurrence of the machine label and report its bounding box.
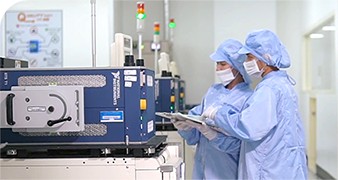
[147,120,154,133]
[100,111,124,122]
[125,75,137,82]
[147,75,153,87]
[27,106,46,112]
[124,70,137,75]
[125,81,132,87]
[111,71,121,106]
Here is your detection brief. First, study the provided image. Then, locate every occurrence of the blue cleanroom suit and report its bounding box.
[179,82,252,179]
[211,71,307,179]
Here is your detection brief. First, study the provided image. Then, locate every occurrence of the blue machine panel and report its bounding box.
[155,77,179,123]
[0,67,155,144]
[178,80,186,111]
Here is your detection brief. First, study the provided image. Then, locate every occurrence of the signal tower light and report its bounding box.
[154,22,160,35]
[137,2,146,19]
[169,18,176,28]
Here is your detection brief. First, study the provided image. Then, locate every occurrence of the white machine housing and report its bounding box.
[111,33,133,67]
[158,52,170,73]
[0,85,85,132]
[0,145,183,180]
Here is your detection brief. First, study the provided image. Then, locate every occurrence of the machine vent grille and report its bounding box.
[18,75,106,87]
[19,124,107,136]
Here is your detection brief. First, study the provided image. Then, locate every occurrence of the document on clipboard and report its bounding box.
[155,112,205,125]
[155,112,229,135]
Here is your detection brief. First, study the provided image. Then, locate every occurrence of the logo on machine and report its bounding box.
[112,71,121,106]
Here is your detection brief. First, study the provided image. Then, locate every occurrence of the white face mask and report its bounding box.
[243,60,264,78]
[216,68,235,86]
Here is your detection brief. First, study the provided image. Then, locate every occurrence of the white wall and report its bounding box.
[213,0,277,84]
[302,1,337,178]
[213,0,276,48]
[115,0,215,105]
[277,0,337,178]
[213,0,338,177]
[170,1,214,105]
[117,0,165,41]
[0,0,214,104]
[336,4,338,178]
[316,93,337,177]
[0,0,113,67]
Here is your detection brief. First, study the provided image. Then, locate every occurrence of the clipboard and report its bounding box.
[156,112,229,135]
[155,112,205,125]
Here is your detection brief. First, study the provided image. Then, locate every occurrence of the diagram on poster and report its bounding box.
[5,10,62,67]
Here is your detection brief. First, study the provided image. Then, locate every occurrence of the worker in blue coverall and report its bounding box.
[172,39,253,179]
[203,29,308,179]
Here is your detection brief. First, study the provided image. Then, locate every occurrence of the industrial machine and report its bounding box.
[0,67,156,145]
[155,75,180,129]
[0,57,28,68]
[178,79,186,112]
[0,66,184,179]
[154,53,191,179]
[0,1,184,178]
[0,144,183,180]
[154,73,194,180]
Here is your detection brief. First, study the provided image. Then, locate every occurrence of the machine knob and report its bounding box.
[48,106,55,112]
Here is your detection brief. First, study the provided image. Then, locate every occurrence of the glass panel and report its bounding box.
[306,18,335,91]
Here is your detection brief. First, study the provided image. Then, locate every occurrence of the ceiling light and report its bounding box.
[322,26,336,31]
[309,33,324,39]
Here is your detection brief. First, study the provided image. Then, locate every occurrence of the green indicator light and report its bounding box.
[154,31,160,35]
[136,13,146,20]
[169,22,176,28]
[140,116,143,120]
[169,18,176,28]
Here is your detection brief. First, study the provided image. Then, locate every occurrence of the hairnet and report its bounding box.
[238,29,290,68]
[210,39,251,84]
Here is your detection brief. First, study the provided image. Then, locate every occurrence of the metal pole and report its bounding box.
[164,0,169,41]
[138,33,142,59]
[154,47,158,74]
[90,0,97,67]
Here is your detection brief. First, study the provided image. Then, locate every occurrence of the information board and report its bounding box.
[5,10,63,67]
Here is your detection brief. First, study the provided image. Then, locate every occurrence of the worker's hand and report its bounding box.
[198,124,218,140]
[171,119,192,131]
[202,106,221,120]
[204,118,216,126]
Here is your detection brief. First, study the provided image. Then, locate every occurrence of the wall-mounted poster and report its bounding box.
[5,10,63,67]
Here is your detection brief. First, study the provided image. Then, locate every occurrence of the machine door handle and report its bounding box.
[6,93,16,126]
[47,116,72,127]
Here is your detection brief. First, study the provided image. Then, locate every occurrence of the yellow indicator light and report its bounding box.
[170,96,175,103]
[140,99,147,110]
